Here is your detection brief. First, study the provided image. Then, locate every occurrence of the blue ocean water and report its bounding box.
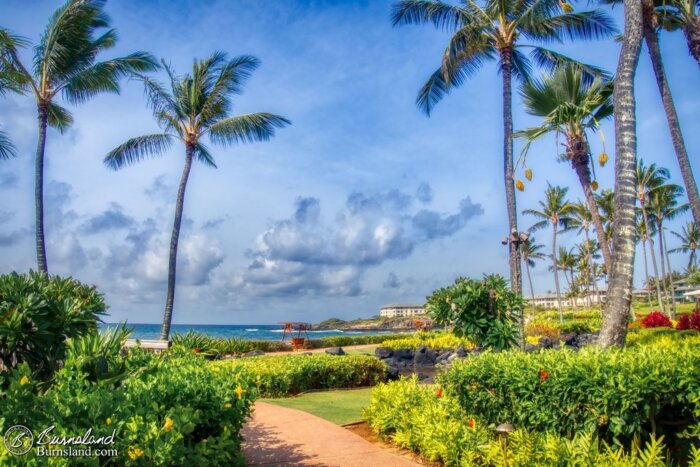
[100,323,401,341]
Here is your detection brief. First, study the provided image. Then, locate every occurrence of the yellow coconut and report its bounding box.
[591,180,599,191]
[525,168,533,181]
[599,153,608,167]
[516,180,525,192]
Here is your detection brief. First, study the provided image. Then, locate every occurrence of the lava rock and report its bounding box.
[375,347,394,359]
[414,346,437,365]
[394,349,414,361]
[325,347,345,356]
[539,337,556,349]
[387,365,400,379]
[454,346,468,357]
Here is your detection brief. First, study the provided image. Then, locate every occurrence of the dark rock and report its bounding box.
[394,349,414,360]
[575,333,598,347]
[436,351,452,363]
[454,346,467,357]
[375,347,394,359]
[539,337,556,349]
[325,347,345,356]
[524,344,538,353]
[414,347,437,365]
[562,333,577,347]
[387,366,399,379]
[243,350,265,357]
[417,372,430,381]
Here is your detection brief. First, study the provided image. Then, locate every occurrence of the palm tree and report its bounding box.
[655,0,700,68]
[105,53,290,340]
[670,221,699,270]
[0,30,25,160]
[647,182,689,317]
[521,236,545,315]
[516,64,613,271]
[554,245,578,309]
[575,239,601,307]
[594,188,615,269]
[524,184,573,323]
[392,0,615,296]
[636,213,654,307]
[636,161,668,313]
[0,0,158,273]
[599,0,644,348]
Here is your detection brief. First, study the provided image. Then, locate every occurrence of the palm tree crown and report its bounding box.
[669,221,699,270]
[105,52,290,340]
[524,184,574,232]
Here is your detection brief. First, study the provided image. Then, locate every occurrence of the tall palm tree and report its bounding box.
[554,245,579,309]
[521,236,545,314]
[105,53,290,340]
[575,239,601,307]
[0,0,158,273]
[516,64,613,271]
[392,0,616,296]
[594,188,615,269]
[524,184,573,323]
[655,0,700,68]
[636,161,668,313]
[648,182,689,316]
[636,212,654,307]
[670,221,699,270]
[599,0,644,348]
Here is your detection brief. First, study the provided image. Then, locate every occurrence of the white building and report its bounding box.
[380,304,426,318]
[525,290,607,309]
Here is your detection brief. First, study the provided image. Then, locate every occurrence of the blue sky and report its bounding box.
[0,0,698,324]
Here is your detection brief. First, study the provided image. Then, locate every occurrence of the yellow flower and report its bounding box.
[599,152,608,167]
[515,180,525,192]
[224,403,232,409]
[235,385,245,400]
[525,168,533,181]
[127,446,143,460]
[163,417,174,433]
[591,180,599,191]
[106,418,112,426]
[20,376,29,386]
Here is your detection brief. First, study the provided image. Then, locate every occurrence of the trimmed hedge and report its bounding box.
[379,332,474,350]
[214,354,387,398]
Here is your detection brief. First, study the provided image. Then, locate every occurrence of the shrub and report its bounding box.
[379,332,473,350]
[438,339,700,449]
[426,274,523,350]
[524,323,560,339]
[215,354,387,397]
[365,377,683,466]
[641,311,673,328]
[0,352,255,465]
[677,311,700,331]
[0,272,106,381]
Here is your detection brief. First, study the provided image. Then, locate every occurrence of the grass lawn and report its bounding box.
[343,345,378,356]
[262,387,374,425]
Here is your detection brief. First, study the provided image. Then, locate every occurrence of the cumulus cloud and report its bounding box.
[233,186,483,297]
[415,182,433,204]
[144,175,175,200]
[80,203,135,234]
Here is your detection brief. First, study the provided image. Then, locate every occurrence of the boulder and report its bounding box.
[243,350,265,358]
[414,346,437,365]
[454,346,468,357]
[387,365,400,379]
[325,347,346,356]
[375,347,394,359]
[393,349,414,361]
[539,337,556,349]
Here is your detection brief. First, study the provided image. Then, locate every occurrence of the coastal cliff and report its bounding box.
[313,316,431,331]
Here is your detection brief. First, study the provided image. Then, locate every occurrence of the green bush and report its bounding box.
[215,354,387,397]
[426,274,523,350]
[0,351,255,465]
[365,377,693,466]
[438,338,700,449]
[0,272,106,381]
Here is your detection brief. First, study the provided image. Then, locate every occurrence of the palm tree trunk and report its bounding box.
[552,224,564,323]
[641,237,653,307]
[35,102,49,274]
[599,0,643,348]
[525,259,536,320]
[684,17,700,68]
[500,48,522,296]
[662,227,677,317]
[643,205,665,312]
[160,143,195,340]
[643,4,700,226]
[570,139,613,271]
[584,228,593,309]
[657,221,671,312]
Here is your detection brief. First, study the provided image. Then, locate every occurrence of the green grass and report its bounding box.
[343,345,378,356]
[632,301,696,316]
[262,388,374,425]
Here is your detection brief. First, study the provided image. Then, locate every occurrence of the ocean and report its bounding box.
[100,323,403,341]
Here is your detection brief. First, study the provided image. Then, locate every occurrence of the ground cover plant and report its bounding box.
[213,354,387,398]
[379,332,473,350]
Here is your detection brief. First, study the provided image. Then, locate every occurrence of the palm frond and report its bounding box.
[0,128,17,159]
[391,0,469,30]
[46,102,73,132]
[529,47,610,84]
[208,113,290,146]
[522,10,618,43]
[104,133,173,170]
[194,141,217,168]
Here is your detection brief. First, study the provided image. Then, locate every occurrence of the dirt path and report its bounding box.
[241,402,420,466]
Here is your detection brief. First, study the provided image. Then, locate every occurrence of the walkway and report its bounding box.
[241,402,420,466]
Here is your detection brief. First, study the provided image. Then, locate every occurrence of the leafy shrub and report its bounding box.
[64,324,134,384]
[556,317,602,334]
[524,322,561,339]
[641,311,673,328]
[677,311,700,331]
[307,333,409,348]
[365,377,683,466]
[0,352,254,465]
[438,338,700,449]
[426,274,523,350]
[215,354,387,397]
[379,332,473,350]
[0,272,106,381]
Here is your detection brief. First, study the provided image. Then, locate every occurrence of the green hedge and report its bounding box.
[438,333,700,448]
[365,377,695,466]
[379,332,473,350]
[0,350,255,465]
[215,354,387,398]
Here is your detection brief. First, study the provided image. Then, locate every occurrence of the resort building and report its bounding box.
[380,304,426,318]
[525,290,607,309]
